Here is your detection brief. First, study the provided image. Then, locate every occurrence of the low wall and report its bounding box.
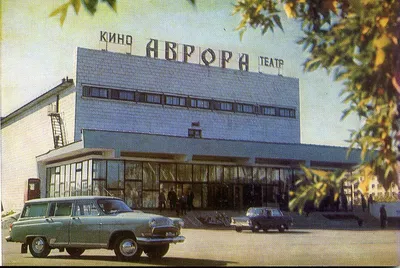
[369,202,400,219]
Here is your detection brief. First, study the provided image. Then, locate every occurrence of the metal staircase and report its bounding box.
[48,104,66,148]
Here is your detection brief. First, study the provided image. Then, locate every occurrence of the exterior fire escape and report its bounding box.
[48,103,66,149]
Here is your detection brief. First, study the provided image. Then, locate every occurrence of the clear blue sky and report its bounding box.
[1,0,359,147]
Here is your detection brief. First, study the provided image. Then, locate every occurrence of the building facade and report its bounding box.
[1,47,361,212]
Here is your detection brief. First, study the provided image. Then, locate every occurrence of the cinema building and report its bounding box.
[1,46,362,212]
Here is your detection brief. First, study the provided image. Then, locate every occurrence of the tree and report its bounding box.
[233,0,399,213]
[49,0,195,26]
[51,0,399,213]
[50,0,117,26]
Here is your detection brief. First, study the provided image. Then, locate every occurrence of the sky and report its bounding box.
[0,0,360,147]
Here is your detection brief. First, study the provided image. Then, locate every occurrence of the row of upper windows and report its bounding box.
[82,86,296,118]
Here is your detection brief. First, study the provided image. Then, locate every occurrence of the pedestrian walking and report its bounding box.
[158,189,166,212]
[168,188,177,210]
[379,204,387,229]
[361,194,367,212]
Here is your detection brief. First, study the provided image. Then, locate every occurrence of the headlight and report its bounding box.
[149,218,156,228]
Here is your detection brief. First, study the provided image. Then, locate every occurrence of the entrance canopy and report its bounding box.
[37,129,361,169]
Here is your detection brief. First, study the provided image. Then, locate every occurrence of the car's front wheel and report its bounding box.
[235,227,242,232]
[66,247,85,257]
[114,236,143,261]
[145,244,169,259]
[29,236,51,258]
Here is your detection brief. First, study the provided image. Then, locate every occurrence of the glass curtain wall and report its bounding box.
[46,159,296,210]
[46,160,93,198]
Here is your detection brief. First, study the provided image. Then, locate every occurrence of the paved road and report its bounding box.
[2,227,399,266]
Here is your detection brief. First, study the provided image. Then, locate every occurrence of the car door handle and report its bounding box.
[45,218,53,222]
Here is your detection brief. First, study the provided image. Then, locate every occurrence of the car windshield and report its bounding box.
[246,208,264,217]
[97,199,133,214]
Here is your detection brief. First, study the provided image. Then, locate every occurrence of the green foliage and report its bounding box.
[374,192,399,203]
[50,0,195,26]
[50,0,117,26]
[234,0,399,213]
[288,166,349,214]
[232,0,283,40]
[1,210,15,217]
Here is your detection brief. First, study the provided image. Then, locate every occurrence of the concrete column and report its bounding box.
[36,162,47,199]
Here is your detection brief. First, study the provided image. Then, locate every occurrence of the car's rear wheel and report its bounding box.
[251,223,261,233]
[114,236,142,261]
[278,224,286,233]
[66,247,85,257]
[29,236,51,258]
[235,227,242,232]
[145,244,169,259]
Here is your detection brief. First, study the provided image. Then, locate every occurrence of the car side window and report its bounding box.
[74,201,100,216]
[271,209,282,216]
[49,202,73,217]
[21,203,48,218]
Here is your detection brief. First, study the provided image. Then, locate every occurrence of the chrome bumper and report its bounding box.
[137,235,185,245]
[5,235,12,242]
[231,222,251,227]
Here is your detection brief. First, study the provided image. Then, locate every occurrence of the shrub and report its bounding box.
[1,210,15,217]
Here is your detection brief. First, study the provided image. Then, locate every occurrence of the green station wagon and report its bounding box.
[5,196,185,261]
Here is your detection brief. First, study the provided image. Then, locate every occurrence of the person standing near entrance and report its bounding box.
[187,188,194,211]
[168,188,177,211]
[368,194,374,212]
[340,192,348,212]
[361,194,367,212]
[380,204,387,229]
[158,190,166,212]
[179,194,187,215]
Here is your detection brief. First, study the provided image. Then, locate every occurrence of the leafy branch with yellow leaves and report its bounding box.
[234,0,399,211]
[50,0,117,26]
